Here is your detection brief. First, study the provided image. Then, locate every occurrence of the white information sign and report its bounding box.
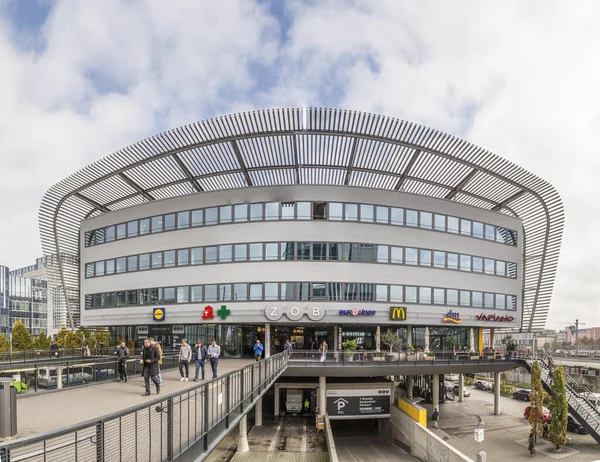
[474,428,484,442]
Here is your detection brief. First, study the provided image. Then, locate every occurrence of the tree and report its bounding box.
[549,366,568,451]
[0,335,10,352]
[502,335,514,349]
[56,328,83,349]
[529,360,544,441]
[11,320,32,350]
[543,342,551,351]
[32,331,51,350]
[381,329,401,354]
[446,335,459,352]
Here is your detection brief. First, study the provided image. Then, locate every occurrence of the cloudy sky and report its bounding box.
[0,0,597,328]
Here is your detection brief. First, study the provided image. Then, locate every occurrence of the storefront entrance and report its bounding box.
[270,326,333,354]
[339,326,377,350]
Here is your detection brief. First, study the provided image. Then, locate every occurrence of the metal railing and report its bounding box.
[0,352,289,462]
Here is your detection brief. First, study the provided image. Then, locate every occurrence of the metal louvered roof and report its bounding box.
[39,107,564,331]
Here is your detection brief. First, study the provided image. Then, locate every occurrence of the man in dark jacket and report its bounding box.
[193,339,208,381]
[140,338,160,396]
[115,341,129,383]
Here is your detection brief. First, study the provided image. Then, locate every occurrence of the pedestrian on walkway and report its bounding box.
[284,339,293,355]
[179,339,192,381]
[140,338,160,396]
[432,408,440,429]
[115,341,129,382]
[528,432,536,457]
[151,339,163,384]
[208,339,220,379]
[253,339,264,362]
[193,339,208,381]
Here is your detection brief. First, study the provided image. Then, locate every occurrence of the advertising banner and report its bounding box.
[326,388,391,419]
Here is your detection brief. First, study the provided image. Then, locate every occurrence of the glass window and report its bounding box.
[390,285,403,303]
[127,221,138,238]
[178,249,189,266]
[116,257,126,273]
[205,208,218,225]
[297,202,311,220]
[420,250,432,266]
[472,291,483,308]
[359,244,375,263]
[329,203,343,221]
[106,292,115,306]
[191,286,203,302]
[508,262,517,278]
[376,206,389,224]
[406,210,418,227]
[434,214,445,231]
[281,283,294,300]
[265,202,279,220]
[164,288,175,303]
[460,290,471,307]
[296,282,310,300]
[265,243,278,260]
[433,251,445,268]
[484,224,495,240]
[497,261,507,277]
[472,257,483,273]
[234,204,248,222]
[149,288,161,304]
[447,253,458,270]
[391,247,403,264]
[508,295,517,310]
[376,285,388,302]
[105,226,116,242]
[328,243,342,261]
[496,294,506,309]
[86,263,94,278]
[95,261,105,277]
[139,254,150,270]
[164,251,175,268]
[281,203,295,220]
[140,218,150,235]
[447,289,458,306]
[151,252,163,269]
[359,283,373,302]
[219,284,232,301]
[419,287,432,304]
[360,204,374,223]
[420,212,432,230]
[105,259,115,275]
[391,207,404,225]
[205,247,217,264]
[177,211,190,229]
[472,221,484,239]
[234,244,248,262]
[219,206,232,224]
[345,203,358,221]
[191,209,203,227]
[484,258,495,275]
[234,283,247,301]
[116,223,126,240]
[434,288,445,305]
[447,216,459,234]
[460,255,471,272]
[264,283,278,300]
[177,287,189,304]
[250,203,263,221]
[344,283,358,301]
[164,214,175,231]
[460,219,471,236]
[343,243,359,261]
[250,283,263,300]
[405,248,418,265]
[297,242,310,260]
[250,243,263,261]
[151,216,163,233]
[281,242,295,260]
[138,290,149,305]
[377,245,389,263]
[205,285,217,302]
[313,243,327,261]
[85,231,93,247]
[328,282,343,301]
[191,248,203,265]
[116,291,126,306]
[127,290,138,306]
[219,245,233,263]
[496,227,506,244]
[405,286,417,303]
[484,293,494,308]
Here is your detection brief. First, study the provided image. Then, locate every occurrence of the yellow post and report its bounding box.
[478,328,483,354]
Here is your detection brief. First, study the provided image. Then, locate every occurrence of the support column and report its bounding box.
[274,385,280,416]
[238,415,249,453]
[319,376,327,417]
[57,366,63,389]
[376,326,381,352]
[255,396,263,426]
[494,371,501,415]
[490,328,495,349]
[458,374,464,403]
[333,326,339,350]
[407,326,413,347]
[406,375,414,399]
[432,375,440,413]
[265,323,271,358]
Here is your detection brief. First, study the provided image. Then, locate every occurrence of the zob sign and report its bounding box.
[265,305,326,322]
[326,388,391,420]
[390,306,407,321]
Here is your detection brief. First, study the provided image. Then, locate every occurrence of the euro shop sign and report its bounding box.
[338,309,376,316]
[153,307,166,322]
[390,307,407,321]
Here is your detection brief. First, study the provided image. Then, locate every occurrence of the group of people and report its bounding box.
[176,339,220,382]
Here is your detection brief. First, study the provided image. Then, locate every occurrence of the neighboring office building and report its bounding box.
[484,329,557,349]
[0,266,9,335]
[563,326,600,345]
[38,108,564,357]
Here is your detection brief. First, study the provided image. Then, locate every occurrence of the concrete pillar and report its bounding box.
[432,375,440,413]
[407,326,413,346]
[376,326,381,352]
[255,396,263,426]
[319,376,327,416]
[490,328,495,349]
[458,374,464,403]
[274,385,280,416]
[265,323,271,358]
[238,415,249,452]
[334,325,339,349]
[57,366,63,389]
[494,371,501,415]
[406,375,414,399]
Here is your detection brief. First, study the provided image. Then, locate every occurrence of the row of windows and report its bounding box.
[84,200,518,248]
[85,281,517,311]
[85,241,518,280]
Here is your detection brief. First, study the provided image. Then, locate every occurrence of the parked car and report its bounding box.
[445,374,459,382]
[512,389,532,401]
[452,385,470,397]
[443,381,455,391]
[524,406,551,423]
[474,380,492,391]
[567,415,587,434]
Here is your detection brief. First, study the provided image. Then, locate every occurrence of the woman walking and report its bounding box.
[528,432,536,457]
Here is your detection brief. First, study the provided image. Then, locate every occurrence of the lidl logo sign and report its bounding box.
[443,310,461,324]
[390,307,407,321]
[153,307,166,322]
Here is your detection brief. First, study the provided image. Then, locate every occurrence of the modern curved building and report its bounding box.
[39,108,564,357]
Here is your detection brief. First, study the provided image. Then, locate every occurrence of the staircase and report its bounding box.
[522,351,600,444]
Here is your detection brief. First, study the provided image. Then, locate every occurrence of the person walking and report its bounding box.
[193,340,208,381]
[528,432,536,457]
[432,408,440,429]
[140,338,160,396]
[253,339,264,362]
[319,340,328,361]
[115,341,129,382]
[208,339,220,379]
[153,339,163,384]
[284,339,293,355]
[179,339,192,381]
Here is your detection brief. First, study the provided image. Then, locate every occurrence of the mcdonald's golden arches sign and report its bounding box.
[390,307,407,321]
